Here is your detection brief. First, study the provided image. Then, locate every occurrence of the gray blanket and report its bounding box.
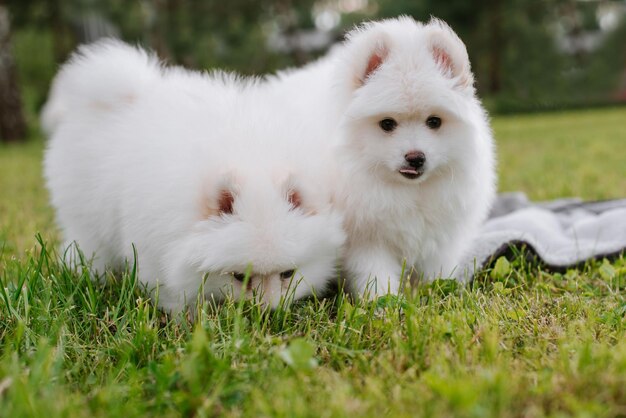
[457,193,626,279]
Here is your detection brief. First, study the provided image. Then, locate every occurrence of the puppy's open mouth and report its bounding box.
[399,167,424,180]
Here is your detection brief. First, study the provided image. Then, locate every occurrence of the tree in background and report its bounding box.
[5,0,626,124]
[6,0,327,125]
[0,1,26,142]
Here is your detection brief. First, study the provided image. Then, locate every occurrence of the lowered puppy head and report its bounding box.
[167,171,345,309]
[335,17,493,190]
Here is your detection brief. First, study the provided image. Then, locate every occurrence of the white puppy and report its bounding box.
[270,17,496,298]
[43,40,345,311]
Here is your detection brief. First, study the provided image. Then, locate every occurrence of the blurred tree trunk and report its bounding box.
[487,0,503,94]
[48,0,72,63]
[0,3,27,142]
[143,0,171,60]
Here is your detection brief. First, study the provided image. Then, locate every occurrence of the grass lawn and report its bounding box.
[0,107,625,417]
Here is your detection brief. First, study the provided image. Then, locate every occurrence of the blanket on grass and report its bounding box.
[457,193,626,279]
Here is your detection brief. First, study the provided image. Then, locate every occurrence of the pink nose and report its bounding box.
[404,151,426,169]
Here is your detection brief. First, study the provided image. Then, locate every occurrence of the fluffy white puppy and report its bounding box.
[43,40,345,311]
[270,17,496,298]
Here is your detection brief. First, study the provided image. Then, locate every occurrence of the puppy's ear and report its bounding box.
[287,189,302,210]
[200,174,239,219]
[217,190,235,215]
[201,189,236,219]
[280,175,317,215]
[426,18,474,90]
[286,187,317,216]
[344,23,391,89]
[361,40,389,85]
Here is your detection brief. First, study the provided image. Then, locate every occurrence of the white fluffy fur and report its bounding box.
[43,40,346,311]
[269,16,496,298]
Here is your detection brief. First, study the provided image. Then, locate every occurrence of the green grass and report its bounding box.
[0,140,53,259]
[494,107,626,200]
[1,107,625,417]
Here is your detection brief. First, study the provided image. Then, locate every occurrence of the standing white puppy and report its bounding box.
[271,17,496,298]
[43,41,346,311]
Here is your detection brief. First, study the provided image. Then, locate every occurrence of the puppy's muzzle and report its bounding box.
[399,151,426,179]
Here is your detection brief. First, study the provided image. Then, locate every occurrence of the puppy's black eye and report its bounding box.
[426,116,442,130]
[280,269,295,280]
[232,272,246,282]
[378,118,398,132]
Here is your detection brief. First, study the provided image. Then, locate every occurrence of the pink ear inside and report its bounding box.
[432,46,454,77]
[364,52,383,81]
[218,190,234,215]
[288,189,302,210]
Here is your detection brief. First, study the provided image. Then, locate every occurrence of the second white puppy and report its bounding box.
[43,41,346,311]
[272,17,496,298]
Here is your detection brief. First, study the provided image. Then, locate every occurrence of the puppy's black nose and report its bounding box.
[405,151,426,169]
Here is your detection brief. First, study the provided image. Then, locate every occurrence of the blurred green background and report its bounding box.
[2,0,626,142]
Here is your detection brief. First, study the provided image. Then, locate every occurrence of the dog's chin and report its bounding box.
[398,166,425,181]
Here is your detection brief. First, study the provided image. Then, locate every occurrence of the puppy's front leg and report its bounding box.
[345,246,403,300]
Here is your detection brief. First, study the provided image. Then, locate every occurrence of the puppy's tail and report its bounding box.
[41,39,161,135]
